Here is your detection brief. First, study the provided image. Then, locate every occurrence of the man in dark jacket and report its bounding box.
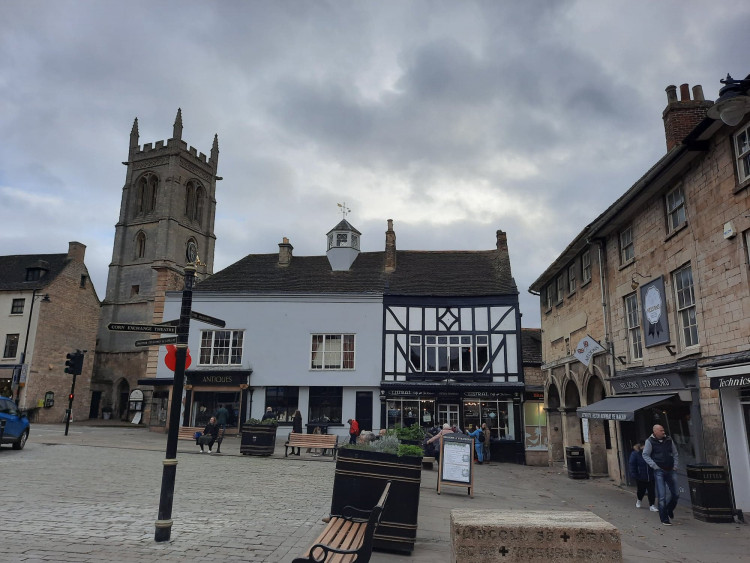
[198,417,220,454]
[642,424,680,525]
[628,442,657,512]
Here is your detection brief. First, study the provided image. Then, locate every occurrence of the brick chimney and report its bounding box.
[385,219,396,273]
[68,241,86,263]
[278,237,293,266]
[662,83,713,151]
[496,230,508,253]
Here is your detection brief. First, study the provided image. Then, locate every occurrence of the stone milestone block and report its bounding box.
[451,509,622,562]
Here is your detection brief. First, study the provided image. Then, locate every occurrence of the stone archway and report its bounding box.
[585,375,609,476]
[562,379,583,449]
[546,382,564,462]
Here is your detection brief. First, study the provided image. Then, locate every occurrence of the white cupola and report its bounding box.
[326,218,361,271]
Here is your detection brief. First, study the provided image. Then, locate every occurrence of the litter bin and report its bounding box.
[687,464,734,523]
[565,446,588,479]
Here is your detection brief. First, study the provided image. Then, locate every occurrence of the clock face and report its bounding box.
[186,241,198,263]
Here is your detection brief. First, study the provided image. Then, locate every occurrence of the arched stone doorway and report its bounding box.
[585,374,609,476]
[546,382,564,462]
[562,379,583,449]
[117,379,130,420]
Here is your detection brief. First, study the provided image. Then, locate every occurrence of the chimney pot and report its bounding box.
[385,219,397,273]
[692,85,704,101]
[665,85,678,104]
[680,83,690,101]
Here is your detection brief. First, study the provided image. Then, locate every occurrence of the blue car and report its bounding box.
[0,396,30,450]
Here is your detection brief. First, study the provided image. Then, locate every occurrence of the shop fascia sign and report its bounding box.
[612,373,684,394]
[710,375,750,390]
[187,373,248,386]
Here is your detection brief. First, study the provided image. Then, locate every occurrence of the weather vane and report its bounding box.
[337,202,351,219]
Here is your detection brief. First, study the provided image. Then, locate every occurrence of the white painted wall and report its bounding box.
[157,292,384,437]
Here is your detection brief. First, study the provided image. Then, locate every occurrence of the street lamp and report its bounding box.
[15,290,51,402]
[707,74,750,126]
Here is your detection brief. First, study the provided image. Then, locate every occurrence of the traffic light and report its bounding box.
[64,351,84,375]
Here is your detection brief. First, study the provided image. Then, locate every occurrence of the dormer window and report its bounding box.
[25,268,47,281]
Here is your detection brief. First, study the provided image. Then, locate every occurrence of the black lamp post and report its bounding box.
[707,74,750,126]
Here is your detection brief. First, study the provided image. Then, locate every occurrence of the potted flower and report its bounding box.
[101,406,113,420]
[240,417,278,456]
[331,427,424,553]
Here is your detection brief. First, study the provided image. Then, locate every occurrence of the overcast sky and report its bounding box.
[2,1,749,328]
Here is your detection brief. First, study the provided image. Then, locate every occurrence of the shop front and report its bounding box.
[183,370,251,432]
[579,361,704,497]
[706,361,750,515]
[380,382,525,463]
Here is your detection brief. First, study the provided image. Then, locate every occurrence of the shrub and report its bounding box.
[397,444,425,458]
[246,417,278,426]
[392,423,425,442]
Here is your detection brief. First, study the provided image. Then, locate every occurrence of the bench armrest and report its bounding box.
[341,504,373,522]
[292,542,361,563]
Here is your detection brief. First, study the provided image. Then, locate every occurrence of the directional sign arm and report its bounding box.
[108,323,177,334]
[190,311,226,328]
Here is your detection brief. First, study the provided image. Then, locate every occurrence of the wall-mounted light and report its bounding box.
[707,74,750,126]
[631,271,651,291]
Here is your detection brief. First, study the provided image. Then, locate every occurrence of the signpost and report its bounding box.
[134,337,178,347]
[437,434,474,498]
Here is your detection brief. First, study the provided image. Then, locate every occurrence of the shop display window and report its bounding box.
[387,398,436,428]
[463,399,513,439]
[309,386,342,424]
[523,401,548,450]
[265,386,299,423]
[192,391,240,427]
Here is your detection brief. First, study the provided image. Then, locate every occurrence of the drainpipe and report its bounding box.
[593,237,625,484]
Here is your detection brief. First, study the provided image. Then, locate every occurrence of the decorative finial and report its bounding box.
[130,117,139,147]
[173,108,183,140]
[210,133,219,165]
[337,202,351,219]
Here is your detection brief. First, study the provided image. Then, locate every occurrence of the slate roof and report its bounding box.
[521,328,542,365]
[195,249,517,297]
[0,253,68,291]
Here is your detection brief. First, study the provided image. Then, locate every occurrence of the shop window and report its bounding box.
[11,299,24,315]
[463,399,513,440]
[3,334,19,358]
[437,403,459,428]
[308,386,342,424]
[149,391,169,427]
[199,330,244,365]
[523,402,548,451]
[425,335,472,372]
[310,334,355,370]
[265,387,299,423]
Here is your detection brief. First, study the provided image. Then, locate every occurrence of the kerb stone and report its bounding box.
[451,509,622,562]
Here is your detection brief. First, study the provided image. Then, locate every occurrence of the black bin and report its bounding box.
[565,446,588,479]
[687,464,734,523]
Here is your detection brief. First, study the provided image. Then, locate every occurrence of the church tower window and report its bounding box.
[135,173,158,216]
[135,231,146,259]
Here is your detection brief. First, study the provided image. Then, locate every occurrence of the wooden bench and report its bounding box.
[285,432,339,459]
[293,481,390,563]
[178,426,202,440]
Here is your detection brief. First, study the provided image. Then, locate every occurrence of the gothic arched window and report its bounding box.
[135,173,158,216]
[185,180,205,225]
[135,231,146,259]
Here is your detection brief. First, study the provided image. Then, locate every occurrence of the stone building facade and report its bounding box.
[91,110,219,420]
[0,242,99,423]
[530,76,750,516]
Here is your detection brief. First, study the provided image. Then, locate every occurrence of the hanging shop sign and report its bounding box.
[640,277,670,347]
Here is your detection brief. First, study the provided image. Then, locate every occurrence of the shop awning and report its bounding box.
[577,394,675,421]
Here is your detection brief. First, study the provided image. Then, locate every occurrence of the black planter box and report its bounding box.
[240,423,278,456]
[687,464,734,523]
[331,448,422,553]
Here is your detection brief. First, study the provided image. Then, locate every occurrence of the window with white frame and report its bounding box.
[673,265,698,348]
[425,335,472,372]
[582,251,592,283]
[666,186,686,233]
[475,335,489,371]
[620,225,634,263]
[568,264,577,293]
[556,275,564,303]
[543,285,553,310]
[624,293,642,360]
[524,402,548,450]
[311,334,355,370]
[199,330,244,365]
[11,299,24,315]
[409,335,422,371]
[3,334,19,359]
[735,123,750,184]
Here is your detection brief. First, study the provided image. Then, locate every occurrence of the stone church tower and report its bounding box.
[91,110,219,418]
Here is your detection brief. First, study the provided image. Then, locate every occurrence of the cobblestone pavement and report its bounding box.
[2,423,748,562]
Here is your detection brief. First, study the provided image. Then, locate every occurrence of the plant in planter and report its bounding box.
[240,417,278,456]
[332,431,424,553]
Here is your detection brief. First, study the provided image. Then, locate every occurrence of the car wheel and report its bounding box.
[12,430,28,450]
